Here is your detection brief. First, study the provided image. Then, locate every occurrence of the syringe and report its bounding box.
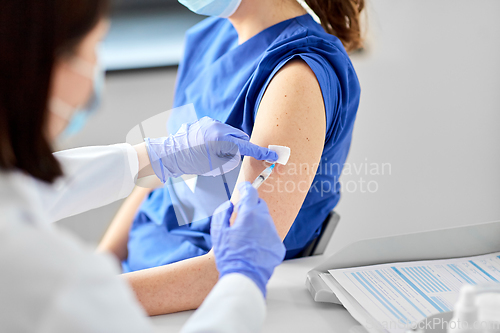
[252,164,275,189]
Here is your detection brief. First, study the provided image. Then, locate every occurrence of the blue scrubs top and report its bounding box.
[123,14,360,272]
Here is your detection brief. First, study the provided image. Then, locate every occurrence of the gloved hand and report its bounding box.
[145,117,278,182]
[211,182,286,297]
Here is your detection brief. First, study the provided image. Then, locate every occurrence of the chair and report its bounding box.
[297,211,340,257]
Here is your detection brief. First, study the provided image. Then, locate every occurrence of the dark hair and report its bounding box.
[305,0,365,52]
[0,0,109,183]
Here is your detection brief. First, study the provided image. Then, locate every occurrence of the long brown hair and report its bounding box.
[0,0,109,183]
[304,0,365,52]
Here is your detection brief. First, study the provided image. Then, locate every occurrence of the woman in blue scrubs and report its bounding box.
[99,0,364,315]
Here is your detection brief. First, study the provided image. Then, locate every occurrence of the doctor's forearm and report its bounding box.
[124,251,219,316]
[133,142,155,178]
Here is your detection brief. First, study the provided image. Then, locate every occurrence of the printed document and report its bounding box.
[327,252,500,333]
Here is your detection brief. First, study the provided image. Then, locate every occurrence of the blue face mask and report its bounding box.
[50,57,104,139]
[178,0,242,17]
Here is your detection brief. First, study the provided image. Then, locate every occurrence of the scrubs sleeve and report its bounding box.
[181,273,266,333]
[254,53,343,145]
[36,143,139,223]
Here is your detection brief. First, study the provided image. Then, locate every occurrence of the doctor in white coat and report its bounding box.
[0,0,286,332]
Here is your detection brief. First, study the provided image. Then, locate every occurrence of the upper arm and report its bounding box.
[232,59,326,239]
[97,186,154,261]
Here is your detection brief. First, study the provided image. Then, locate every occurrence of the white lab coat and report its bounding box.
[0,143,265,333]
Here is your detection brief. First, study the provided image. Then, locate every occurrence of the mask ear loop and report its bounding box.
[68,57,96,80]
[49,98,74,121]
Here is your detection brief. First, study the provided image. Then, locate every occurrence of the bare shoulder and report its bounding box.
[271,58,321,90]
[254,57,326,172]
[260,58,324,112]
[232,58,326,238]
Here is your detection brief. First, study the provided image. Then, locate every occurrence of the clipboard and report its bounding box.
[306,219,500,304]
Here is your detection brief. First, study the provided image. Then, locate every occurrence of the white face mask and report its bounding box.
[50,56,104,139]
[178,0,242,18]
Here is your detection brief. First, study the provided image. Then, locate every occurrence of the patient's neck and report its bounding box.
[229,0,307,44]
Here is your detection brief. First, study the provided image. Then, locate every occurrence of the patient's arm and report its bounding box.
[231,59,326,238]
[97,186,153,261]
[123,59,326,315]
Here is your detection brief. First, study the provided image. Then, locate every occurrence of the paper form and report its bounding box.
[320,272,387,333]
[328,252,500,333]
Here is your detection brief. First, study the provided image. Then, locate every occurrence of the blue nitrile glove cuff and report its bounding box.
[211,183,286,298]
[145,136,185,182]
[218,262,270,297]
[214,201,273,298]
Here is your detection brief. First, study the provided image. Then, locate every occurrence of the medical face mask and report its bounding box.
[178,0,242,18]
[50,56,104,139]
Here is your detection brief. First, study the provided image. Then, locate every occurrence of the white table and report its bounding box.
[151,255,365,333]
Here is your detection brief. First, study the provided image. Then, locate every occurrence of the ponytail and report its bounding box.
[304,0,365,52]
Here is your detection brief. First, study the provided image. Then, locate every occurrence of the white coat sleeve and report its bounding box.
[0,211,155,333]
[35,143,139,223]
[180,273,267,333]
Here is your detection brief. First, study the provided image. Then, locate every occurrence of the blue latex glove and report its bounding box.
[145,117,278,182]
[211,182,286,297]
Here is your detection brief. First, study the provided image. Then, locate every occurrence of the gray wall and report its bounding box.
[328,0,500,254]
[56,0,500,253]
